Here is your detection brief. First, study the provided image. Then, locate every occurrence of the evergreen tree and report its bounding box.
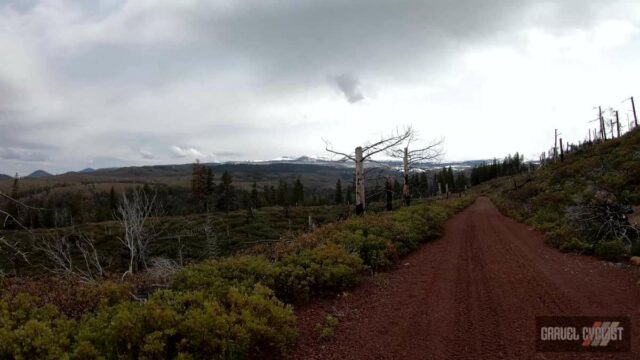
[292,179,304,206]
[109,186,117,211]
[250,181,260,208]
[205,167,214,197]
[335,179,343,205]
[191,160,207,211]
[277,180,289,206]
[216,171,234,213]
[393,178,402,197]
[5,174,20,228]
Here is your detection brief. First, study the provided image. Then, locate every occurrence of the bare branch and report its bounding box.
[361,127,413,159]
[323,138,356,161]
[114,188,163,279]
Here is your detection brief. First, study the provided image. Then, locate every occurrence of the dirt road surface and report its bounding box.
[292,197,640,359]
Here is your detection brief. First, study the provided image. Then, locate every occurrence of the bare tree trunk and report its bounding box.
[616,111,621,138]
[355,146,365,215]
[385,177,393,211]
[559,138,564,162]
[402,147,411,206]
[632,96,638,128]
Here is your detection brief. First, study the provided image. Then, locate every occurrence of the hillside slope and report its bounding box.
[484,127,640,259]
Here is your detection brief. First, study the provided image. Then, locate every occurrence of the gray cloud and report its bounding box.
[0,147,49,162]
[331,73,365,103]
[0,0,639,174]
[139,150,154,159]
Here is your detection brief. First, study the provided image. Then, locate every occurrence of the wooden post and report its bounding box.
[610,119,615,139]
[632,96,638,128]
[554,129,558,160]
[355,146,365,215]
[385,177,393,211]
[616,111,621,138]
[559,138,564,162]
[402,147,410,206]
[599,106,607,140]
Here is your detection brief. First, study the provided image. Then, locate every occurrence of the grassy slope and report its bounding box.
[0,196,474,359]
[0,199,416,275]
[482,127,640,258]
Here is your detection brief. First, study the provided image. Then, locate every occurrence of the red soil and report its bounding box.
[291,197,640,360]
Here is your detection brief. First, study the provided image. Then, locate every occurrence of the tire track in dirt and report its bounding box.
[291,197,640,360]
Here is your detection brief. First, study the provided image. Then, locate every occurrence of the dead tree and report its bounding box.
[624,96,638,128]
[387,130,444,206]
[324,128,412,215]
[0,191,39,275]
[38,232,104,283]
[559,138,564,162]
[114,188,162,279]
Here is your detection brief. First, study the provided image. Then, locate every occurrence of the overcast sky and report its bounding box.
[1,0,639,175]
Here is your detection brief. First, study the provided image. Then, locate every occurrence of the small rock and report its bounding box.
[630,257,640,267]
[403,263,410,266]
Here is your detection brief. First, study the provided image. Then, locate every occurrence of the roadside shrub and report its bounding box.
[325,230,395,270]
[594,240,626,261]
[631,241,640,257]
[558,238,593,254]
[0,293,77,360]
[274,243,362,302]
[172,255,278,297]
[74,285,297,359]
[0,278,131,319]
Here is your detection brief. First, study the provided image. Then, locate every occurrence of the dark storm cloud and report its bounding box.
[0,147,49,161]
[0,0,638,174]
[331,73,365,103]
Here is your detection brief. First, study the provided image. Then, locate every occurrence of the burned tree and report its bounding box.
[324,128,412,215]
[387,129,443,206]
[114,188,162,279]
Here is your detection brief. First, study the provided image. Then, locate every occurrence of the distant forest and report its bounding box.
[0,162,478,229]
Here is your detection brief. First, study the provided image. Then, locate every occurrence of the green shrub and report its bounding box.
[630,241,640,257]
[74,285,297,359]
[0,294,77,360]
[274,243,362,302]
[316,314,340,342]
[594,240,626,261]
[326,230,395,270]
[559,238,593,254]
[172,255,278,297]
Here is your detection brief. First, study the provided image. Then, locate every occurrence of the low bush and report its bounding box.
[0,293,77,359]
[74,285,296,359]
[172,256,278,297]
[631,241,640,257]
[0,196,475,359]
[558,238,593,254]
[594,240,626,261]
[274,243,363,302]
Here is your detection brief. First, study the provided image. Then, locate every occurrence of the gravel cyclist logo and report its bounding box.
[536,316,630,352]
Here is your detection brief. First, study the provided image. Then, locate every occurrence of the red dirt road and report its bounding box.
[292,197,640,359]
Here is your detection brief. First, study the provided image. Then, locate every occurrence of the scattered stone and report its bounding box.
[403,263,410,266]
[630,257,640,267]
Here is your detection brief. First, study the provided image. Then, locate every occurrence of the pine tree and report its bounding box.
[5,174,20,228]
[191,160,207,211]
[205,167,214,196]
[216,171,234,213]
[109,186,117,211]
[293,179,304,206]
[250,181,260,208]
[277,180,289,206]
[335,179,343,204]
